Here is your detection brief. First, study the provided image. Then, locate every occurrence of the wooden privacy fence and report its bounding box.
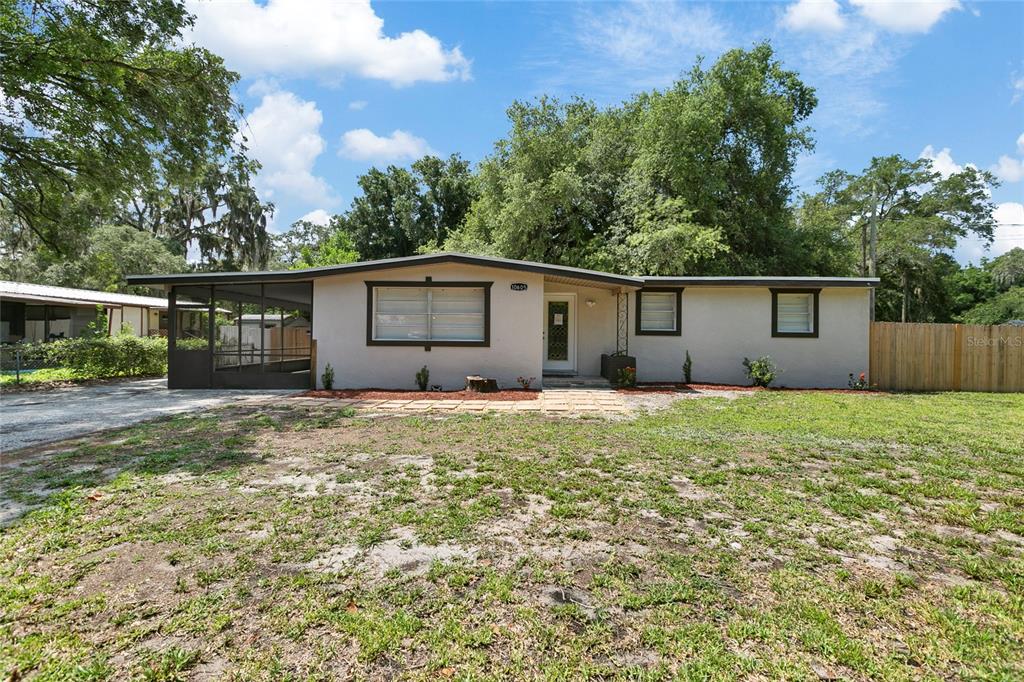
[870,322,1024,392]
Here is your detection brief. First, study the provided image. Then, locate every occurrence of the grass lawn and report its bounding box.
[0,367,88,387]
[1,392,1022,680]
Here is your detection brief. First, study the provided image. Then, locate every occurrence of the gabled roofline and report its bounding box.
[125,253,880,290]
[125,252,646,288]
[642,276,879,288]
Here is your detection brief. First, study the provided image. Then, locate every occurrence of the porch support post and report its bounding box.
[168,288,177,353]
[616,290,629,355]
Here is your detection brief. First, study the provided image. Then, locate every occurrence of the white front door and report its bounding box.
[543,294,576,373]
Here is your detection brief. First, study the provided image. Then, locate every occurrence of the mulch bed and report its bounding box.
[622,382,877,394]
[301,389,540,401]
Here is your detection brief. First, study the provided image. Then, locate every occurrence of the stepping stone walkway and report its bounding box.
[280,388,632,417]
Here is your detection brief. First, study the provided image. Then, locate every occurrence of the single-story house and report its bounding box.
[126,253,878,390]
[0,280,174,342]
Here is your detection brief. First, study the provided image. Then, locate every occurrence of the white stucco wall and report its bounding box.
[312,263,545,390]
[627,287,871,388]
[311,267,871,391]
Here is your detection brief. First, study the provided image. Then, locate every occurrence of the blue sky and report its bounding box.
[184,0,1024,265]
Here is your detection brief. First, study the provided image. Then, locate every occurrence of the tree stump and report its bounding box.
[465,375,499,393]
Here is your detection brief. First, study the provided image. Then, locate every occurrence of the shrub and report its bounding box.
[683,350,693,384]
[742,356,776,387]
[415,365,430,391]
[18,335,168,379]
[848,371,869,390]
[516,376,535,389]
[322,362,335,390]
[617,366,637,387]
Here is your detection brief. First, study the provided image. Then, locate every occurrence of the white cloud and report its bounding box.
[348,100,368,111]
[186,0,471,87]
[578,0,727,65]
[849,0,960,33]
[774,13,907,136]
[1014,74,1024,104]
[299,209,332,226]
[782,0,846,32]
[958,202,1024,264]
[920,144,963,179]
[338,129,433,162]
[987,133,1024,183]
[240,88,338,207]
[992,156,1024,183]
[527,1,730,100]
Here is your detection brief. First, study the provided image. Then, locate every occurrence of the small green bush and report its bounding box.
[683,350,693,384]
[415,365,430,391]
[322,362,335,390]
[617,366,637,387]
[742,355,777,388]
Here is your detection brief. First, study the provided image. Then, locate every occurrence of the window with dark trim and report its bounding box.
[366,281,492,348]
[771,288,820,338]
[635,288,682,336]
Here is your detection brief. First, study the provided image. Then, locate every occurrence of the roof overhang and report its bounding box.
[641,276,880,288]
[0,293,126,307]
[126,252,645,290]
[126,254,879,291]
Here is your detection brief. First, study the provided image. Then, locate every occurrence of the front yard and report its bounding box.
[1,391,1022,680]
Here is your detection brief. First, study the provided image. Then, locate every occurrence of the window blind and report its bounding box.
[374,286,485,342]
[776,293,813,333]
[640,292,677,331]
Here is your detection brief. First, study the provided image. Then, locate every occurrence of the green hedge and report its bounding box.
[14,335,168,378]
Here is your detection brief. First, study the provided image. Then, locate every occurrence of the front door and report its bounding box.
[543,294,576,374]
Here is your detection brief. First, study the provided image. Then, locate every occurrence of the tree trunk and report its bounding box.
[860,222,867,277]
[465,375,499,393]
[901,271,910,323]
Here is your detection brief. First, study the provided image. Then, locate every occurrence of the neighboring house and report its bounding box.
[126,252,878,390]
[0,280,172,342]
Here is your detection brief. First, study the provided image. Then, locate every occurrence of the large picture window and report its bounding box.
[367,281,491,347]
[636,288,682,336]
[771,288,820,338]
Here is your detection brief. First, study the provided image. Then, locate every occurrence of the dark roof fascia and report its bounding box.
[641,277,879,288]
[125,253,644,288]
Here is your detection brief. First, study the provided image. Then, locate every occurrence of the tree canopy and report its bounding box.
[443,43,817,275]
[2,25,1011,325]
[271,219,358,270]
[339,154,476,261]
[797,155,997,322]
[0,0,272,290]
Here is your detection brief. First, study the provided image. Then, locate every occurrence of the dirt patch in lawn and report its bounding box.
[73,541,183,602]
[302,388,540,401]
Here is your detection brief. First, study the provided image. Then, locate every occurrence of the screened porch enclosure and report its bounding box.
[168,281,313,389]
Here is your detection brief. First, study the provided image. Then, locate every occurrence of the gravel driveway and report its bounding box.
[0,377,300,453]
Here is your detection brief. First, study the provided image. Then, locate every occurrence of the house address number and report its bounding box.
[510,282,528,291]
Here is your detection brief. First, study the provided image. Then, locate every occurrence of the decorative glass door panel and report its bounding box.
[547,301,569,361]
[542,295,576,373]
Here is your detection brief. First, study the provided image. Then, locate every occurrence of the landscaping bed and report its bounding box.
[302,388,540,401]
[625,382,879,394]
